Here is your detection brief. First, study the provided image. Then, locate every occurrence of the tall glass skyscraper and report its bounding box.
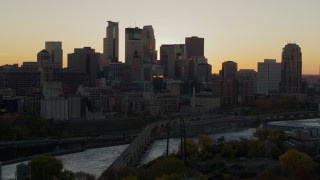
[103,21,119,66]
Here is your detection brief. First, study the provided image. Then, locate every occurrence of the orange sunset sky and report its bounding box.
[1,0,320,74]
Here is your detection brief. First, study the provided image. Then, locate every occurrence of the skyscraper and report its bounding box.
[185,36,204,58]
[68,47,100,83]
[125,27,143,65]
[142,25,157,63]
[220,61,238,78]
[45,41,62,69]
[160,44,185,78]
[257,59,281,94]
[103,21,119,66]
[280,43,302,94]
[37,49,51,69]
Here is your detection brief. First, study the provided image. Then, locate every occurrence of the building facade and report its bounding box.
[68,47,100,83]
[185,36,204,58]
[257,59,281,94]
[280,43,302,94]
[142,25,157,63]
[125,27,143,65]
[220,61,238,78]
[45,41,63,69]
[103,21,119,67]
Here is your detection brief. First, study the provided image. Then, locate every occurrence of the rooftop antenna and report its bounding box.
[135,21,136,27]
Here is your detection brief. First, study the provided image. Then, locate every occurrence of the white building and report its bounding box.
[40,81,81,120]
[257,59,281,94]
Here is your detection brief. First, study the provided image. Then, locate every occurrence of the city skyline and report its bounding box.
[1,0,320,74]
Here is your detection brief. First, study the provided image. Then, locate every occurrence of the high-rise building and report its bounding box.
[280,44,302,94]
[196,63,212,82]
[257,59,281,94]
[125,27,143,65]
[37,49,51,69]
[236,69,257,93]
[45,41,63,69]
[103,21,119,67]
[68,47,100,83]
[185,36,204,58]
[142,25,157,63]
[220,61,238,78]
[160,44,185,78]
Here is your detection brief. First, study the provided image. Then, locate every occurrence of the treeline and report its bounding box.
[249,96,309,115]
[0,113,154,141]
[100,128,320,179]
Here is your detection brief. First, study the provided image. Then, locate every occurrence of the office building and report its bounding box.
[257,59,281,94]
[185,36,204,58]
[187,56,208,81]
[237,69,257,93]
[125,27,143,65]
[45,41,63,69]
[280,43,302,94]
[103,21,119,67]
[68,47,100,83]
[220,61,238,78]
[196,63,212,82]
[0,66,40,96]
[142,25,157,63]
[160,44,185,78]
[37,49,51,69]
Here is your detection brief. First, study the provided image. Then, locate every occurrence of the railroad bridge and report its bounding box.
[106,111,320,171]
[107,120,170,169]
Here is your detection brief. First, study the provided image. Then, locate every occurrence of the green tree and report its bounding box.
[28,155,63,180]
[258,166,277,180]
[121,175,138,180]
[247,140,265,157]
[198,134,213,152]
[59,170,75,180]
[180,139,198,157]
[221,142,236,157]
[279,149,315,177]
[151,157,186,177]
[156,173,182,180]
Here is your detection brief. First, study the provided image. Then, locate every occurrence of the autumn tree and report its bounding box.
[279,149,315,177]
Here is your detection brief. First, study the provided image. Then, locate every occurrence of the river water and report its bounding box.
[1,128,255,179]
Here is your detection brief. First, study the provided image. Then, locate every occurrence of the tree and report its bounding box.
[217,136,225,146]
[247,140,265,158]
[253,128,269,141]
[180,139,198,157]
[156,173,182,180]
[198,134,213,152]
[221,142,236,158]
[121,175,138,180]
[151,157,186,177]
[279,149,315,177]
[60,170,75,180]
[28,155,63,180]
[258,166,277,180]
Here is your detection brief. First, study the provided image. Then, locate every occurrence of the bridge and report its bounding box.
[107,120,169,169]
[104,111,320,172]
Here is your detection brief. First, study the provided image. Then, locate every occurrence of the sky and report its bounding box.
[1,0,320,74]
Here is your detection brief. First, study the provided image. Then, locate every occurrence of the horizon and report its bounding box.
[1,0,320,74]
